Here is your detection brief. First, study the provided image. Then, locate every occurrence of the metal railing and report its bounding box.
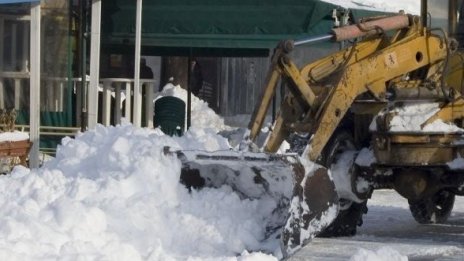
[100,78,155,127]
[0,73,156,129]
[0,71,30,110]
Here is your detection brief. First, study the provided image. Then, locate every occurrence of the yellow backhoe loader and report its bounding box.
[176,0,464,258]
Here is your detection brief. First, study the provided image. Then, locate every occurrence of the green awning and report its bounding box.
[102,0,389,56]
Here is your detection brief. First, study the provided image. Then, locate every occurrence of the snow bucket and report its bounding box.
[154,96,186,136]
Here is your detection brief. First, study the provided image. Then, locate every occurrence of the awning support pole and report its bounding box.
[133,0,143,127]
[187,50,192,129]
[29,1,41,168]
[88,0,102,129]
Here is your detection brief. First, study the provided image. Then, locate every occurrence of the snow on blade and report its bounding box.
[281,153,339,258]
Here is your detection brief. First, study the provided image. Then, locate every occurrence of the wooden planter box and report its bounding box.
[0,140,31,167]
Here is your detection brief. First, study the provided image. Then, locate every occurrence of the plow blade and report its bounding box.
[281,165,339,257]
[174,149,339,257]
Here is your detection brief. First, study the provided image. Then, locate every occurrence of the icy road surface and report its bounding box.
[289,190,464,261]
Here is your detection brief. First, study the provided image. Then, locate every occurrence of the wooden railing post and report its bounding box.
[57,80,64,111]
[114,82,122,125]
[14,78,21,110]
[0,80,4,109]
[125,81,132,122]
[101,80,111,126]
[75,78,82,125]
[144,81,154,128]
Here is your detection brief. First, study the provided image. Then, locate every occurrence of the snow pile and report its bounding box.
[370,103,464,133]
[377,103,439,132]
[321,0,419,14]
[157,83,230,132]
[350,247,408,261]
[0,124,281,260]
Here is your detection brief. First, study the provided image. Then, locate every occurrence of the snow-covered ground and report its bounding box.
[290,190,464,261]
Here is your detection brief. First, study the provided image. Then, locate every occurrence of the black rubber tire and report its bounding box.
[318,130,368,237]
[409,190,455,224]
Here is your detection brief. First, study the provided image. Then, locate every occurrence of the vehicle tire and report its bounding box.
[318,130,368,237]
[409,190,455,224]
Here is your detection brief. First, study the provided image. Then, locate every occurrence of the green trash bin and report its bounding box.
[154,96,186,136]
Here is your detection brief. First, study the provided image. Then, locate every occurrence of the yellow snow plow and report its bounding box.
[177,0,464,257]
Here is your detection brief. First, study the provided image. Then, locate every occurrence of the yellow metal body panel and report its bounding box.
[446,51,464,94]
